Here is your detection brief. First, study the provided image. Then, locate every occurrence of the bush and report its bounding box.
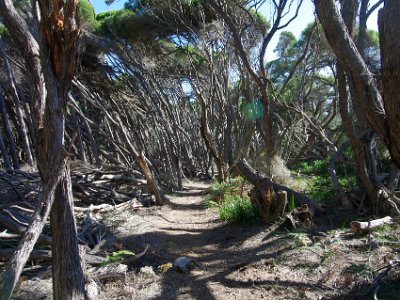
[290,159,357,202]
[205,177,259,223]
[219,194,259,224]
[207,177,245,203]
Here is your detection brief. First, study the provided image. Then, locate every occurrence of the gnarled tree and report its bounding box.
[0,0,85,299]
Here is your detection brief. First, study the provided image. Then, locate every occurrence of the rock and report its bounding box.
[173,256,200,273]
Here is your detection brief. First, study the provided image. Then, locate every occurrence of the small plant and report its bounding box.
[205,177,260,223]
[102,250,135,266]
[287,192,296,211]
[345,263,373,275]
[158,263,173,273]
[321,249,334,264]
[207,177,245,203]
[219,194,259,223]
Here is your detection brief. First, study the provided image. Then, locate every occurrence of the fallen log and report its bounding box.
[235,159,324,223]
[89,263,128,280]
[350,216,394,233]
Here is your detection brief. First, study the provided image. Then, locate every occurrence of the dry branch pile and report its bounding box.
[0,164,152,280]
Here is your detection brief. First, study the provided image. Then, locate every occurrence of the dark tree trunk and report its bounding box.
[379,0,400,167]
[51,164,85,300]
[0,131,12,171]
[0,89,19,169]
[314,0,400,169]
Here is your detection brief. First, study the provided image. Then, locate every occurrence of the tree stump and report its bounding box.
[249,178,287,223]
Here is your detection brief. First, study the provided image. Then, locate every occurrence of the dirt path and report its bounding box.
[11,180,400,300]
[104,180,331,300]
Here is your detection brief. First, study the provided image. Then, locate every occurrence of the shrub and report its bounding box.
[207,176,245,203]
[102,250,135,266]
[205,177,259,223]
[219,194,259,224]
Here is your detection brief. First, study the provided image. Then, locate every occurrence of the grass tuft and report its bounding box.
[205,177,259,223]
[219,194,259,223]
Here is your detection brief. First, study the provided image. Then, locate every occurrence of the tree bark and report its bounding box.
[0,0,84,299]
[51,165,85,300]
[0,131,12,171]
[379,0,400,168]
[314,0,400,170]
[0,88,19,169]
[0,179,59,300]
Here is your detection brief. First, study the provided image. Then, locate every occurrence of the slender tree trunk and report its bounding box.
[51,164,85,300]
[0,130,12,171]
[0,88,19,169]
[0,43,34,166]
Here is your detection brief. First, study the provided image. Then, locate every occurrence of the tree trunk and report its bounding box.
[115,114,166,205]
[314,0,400,169]
[0,131,12,171]
[0,88,19,169]
[0,43,34,166]
[0,177,60,300]
[379,0,400,168]
[0,1,84,299]
[51,164,85,300]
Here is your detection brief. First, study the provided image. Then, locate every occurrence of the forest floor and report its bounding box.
[6,178,400,300]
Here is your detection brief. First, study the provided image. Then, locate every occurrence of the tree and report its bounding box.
[314,0,400,214]
[0,0,85,299]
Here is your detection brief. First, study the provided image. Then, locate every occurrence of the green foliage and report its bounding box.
[345,263,373,275]
[206,177,259,223]
[287,192,297,211]
[102,250,135,266]
[95,9,136,39]
[207,176,245,202]
[78,0,96,31]
[0,25,7,37]
[219,194,259,224]
[292,159,356,202]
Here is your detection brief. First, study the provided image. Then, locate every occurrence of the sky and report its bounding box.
[92,0,382,59]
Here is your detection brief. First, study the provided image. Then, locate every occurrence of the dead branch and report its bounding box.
[89,263,128,281]
[350,216,394,233]
[122,244,150,265]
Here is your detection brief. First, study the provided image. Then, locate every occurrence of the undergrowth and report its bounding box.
[205,177,259,223]
[102,250,135,266]
[290,159,356,202]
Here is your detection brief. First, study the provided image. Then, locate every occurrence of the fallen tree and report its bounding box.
[235,159,325,223]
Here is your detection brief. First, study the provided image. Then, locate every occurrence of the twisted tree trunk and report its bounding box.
[0,0,85,299]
